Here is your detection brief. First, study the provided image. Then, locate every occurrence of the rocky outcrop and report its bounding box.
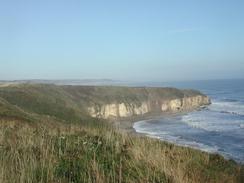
[87,94,210,119]
[87,102,150,119]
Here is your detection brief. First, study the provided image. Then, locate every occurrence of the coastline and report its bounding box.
[113,108,200,134]
[0,83,243,182]
[113,108,244,165]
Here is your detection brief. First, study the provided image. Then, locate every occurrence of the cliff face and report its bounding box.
[87,94,210,119]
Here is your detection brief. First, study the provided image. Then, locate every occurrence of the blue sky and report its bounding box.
[1,0,244,81]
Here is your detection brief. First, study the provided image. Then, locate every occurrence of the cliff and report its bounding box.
[66,86,211,119]
[87,94,210,119]
[0,84,210,121]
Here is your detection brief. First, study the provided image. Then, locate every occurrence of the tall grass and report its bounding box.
[0,119,242,183]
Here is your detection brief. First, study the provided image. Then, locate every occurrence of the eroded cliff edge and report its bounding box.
[74,86,212,119]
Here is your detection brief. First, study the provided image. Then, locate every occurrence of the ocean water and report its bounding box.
[133,79,244,163]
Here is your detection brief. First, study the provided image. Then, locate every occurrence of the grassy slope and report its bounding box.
[0,84,86,122]
[0,84,243,183]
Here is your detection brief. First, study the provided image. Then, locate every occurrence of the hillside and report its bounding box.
[0,84,243,183]
[0,84,210,121]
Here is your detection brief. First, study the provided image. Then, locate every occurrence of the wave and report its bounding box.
[208,100,244,116]
[181,111,244,132]
[221,98,239,102]
[133,120,219,153]
[133,111,244,162]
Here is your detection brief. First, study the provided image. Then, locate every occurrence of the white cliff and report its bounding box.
[87,95,210,119]
[87,102,150,119]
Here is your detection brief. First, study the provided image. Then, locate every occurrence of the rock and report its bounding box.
[87,94,210,119]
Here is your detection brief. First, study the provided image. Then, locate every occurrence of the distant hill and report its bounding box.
[0,79,128,86]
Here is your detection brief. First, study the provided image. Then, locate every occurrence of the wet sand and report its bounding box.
[113,110,192,134]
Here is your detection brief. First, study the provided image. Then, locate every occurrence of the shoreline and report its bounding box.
[113,109,198,134]
[113,108,244,165]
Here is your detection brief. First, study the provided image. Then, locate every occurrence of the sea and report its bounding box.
[133,79,244,163]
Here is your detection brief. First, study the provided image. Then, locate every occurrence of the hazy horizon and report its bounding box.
[1,0,244,81]
[1,77,244,84]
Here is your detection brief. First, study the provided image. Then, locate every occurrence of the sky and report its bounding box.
[1,0,244,81]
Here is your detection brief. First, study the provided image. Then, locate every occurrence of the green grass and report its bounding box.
[0,84,85,122]
[0,119,242,183]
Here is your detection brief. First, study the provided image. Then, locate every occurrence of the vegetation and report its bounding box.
[0,84,243,183]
